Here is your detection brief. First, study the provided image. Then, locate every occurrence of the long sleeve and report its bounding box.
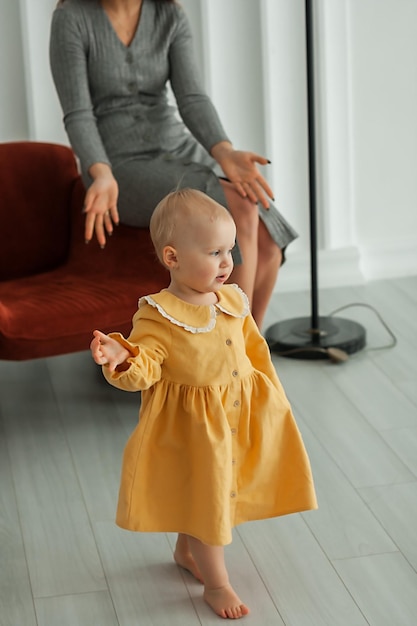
[168,8,230,154]
[102,311,170,392]
[49,8,111,174]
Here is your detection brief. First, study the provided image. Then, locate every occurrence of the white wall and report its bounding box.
[347,0,417,280]
[1,0,417,292]
[18,0,68,143]
[0,0,29,139]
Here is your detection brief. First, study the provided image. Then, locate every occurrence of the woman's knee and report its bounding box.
[225,188,257,219]
[219,180,259,233]
[233,203,259,240]
[258,221,283,264]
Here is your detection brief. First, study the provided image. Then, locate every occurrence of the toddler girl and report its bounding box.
[90,188,317,619]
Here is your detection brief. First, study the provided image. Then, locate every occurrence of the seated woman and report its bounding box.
[50,0,298,329]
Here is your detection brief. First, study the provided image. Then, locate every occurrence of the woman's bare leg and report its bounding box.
[220,180,282,328]
[186,535,250,619]
[174,533,203,583]
[220,180,258,306]
[251,221,283,330]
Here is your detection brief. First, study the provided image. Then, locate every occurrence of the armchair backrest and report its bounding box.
[0,141,81,281]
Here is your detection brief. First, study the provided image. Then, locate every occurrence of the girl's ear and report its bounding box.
[162,245,178,268]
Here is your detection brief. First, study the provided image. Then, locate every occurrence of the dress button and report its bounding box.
[233,400,240,407]
[128,81,136,92]
[230,491,236,498]
[226,339,232,346]
[126,51,133,63]
[232,370,238,377]
[231,428,237,435]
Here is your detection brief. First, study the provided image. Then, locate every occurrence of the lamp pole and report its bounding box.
[265,0,366,361]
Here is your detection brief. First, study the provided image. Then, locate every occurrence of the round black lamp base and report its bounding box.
[265,316,366,361]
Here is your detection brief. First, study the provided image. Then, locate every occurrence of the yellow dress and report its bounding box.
[104,284,317,545]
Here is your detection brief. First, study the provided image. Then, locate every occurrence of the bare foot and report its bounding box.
[204,584,250,619]
[174,544,204,583]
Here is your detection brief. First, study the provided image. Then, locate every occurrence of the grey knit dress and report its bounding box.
[49,0,297,261]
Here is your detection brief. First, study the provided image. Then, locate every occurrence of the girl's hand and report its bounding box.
[90,330,130,372]
[84,164,120,247]
[211,141,274,209]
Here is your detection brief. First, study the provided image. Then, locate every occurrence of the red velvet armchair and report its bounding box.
[0,141,169,360]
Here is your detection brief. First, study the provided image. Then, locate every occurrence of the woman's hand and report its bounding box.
[211,141,274,209]
[84,163,120,247]
[90,330,130,372]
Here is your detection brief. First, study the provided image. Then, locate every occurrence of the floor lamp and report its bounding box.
[265,0,366,362]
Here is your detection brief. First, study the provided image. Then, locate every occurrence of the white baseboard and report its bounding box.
[275,246,365,293]
[276,240,417,293]
[359,238,417,282]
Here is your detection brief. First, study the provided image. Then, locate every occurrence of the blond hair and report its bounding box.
[150,188,232,265]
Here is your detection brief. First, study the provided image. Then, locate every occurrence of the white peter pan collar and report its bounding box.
[139,284,250,333]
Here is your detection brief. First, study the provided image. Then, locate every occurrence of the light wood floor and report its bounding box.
[1,275,416,626]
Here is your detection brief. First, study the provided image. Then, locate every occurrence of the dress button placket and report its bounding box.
[229,362,240,506]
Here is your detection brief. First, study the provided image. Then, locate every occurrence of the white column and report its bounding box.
[18,0,67,143]
[261,0,363,289]
[314,0,356,250]
[200,0,266,156]
[260,0,310,252]
[0,0,29,140]
[347,0,417,280]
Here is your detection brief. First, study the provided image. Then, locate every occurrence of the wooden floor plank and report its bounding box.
[396,379,417,407]
[0,360,107,599]
[380,426,417,478]
[395,275,417,303]
[238,515,368,625]
[35,591,118,626]
[94,523,201,626]
[327,356,417,431]
[353,279,417,346]
[368,336,417,391]
[358,481,417,572]
[333,552,417,626]
[298,417,397,560]
[273,356,415,488]
[0,419,38,626]
[46,352,128,524]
